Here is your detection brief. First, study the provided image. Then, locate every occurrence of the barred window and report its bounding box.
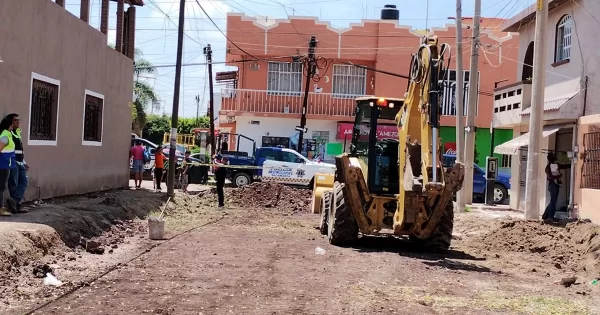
[332,64,366,99]
[582,132,600,189]
[30,76,60,144]
[555,15,572,62]
[83,91,104,145]
[440,70,480,117]
[500,154,512,168]
[267,62,303,96]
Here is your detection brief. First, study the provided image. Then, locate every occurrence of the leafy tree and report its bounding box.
[110,44,160,136]
[132,50,160,136]
[142,114,211,145]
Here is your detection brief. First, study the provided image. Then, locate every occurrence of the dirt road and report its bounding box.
[2,183,599,314]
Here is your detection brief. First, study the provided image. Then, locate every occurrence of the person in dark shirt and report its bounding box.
[542,153,569,222]
[221,140,228,153]
[214,155,228,208]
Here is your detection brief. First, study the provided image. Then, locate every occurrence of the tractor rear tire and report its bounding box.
[319,191,332,235]
[327,182,359,245]
[411,199,454,251]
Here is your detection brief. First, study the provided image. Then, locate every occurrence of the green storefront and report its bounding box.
[438,126,513,167]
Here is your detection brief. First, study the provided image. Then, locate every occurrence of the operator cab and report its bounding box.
[350,97,403,196]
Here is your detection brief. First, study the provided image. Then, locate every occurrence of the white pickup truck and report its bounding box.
[224,147,336,187]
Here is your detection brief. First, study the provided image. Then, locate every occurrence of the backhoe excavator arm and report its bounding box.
[393,35,465,238]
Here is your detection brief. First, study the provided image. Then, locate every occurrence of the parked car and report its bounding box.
[443,154,511,204]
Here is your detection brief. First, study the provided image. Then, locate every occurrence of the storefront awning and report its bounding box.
[494,124,570,155]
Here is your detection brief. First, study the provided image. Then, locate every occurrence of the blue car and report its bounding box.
[443,154,511,204]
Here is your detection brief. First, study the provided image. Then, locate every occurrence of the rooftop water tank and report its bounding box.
[381,4,399,21]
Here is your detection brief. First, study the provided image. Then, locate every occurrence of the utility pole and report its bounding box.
[455,0,466,211]
[297,36,317,154]
[195,95,200,127]
[204,44,216,156]
[166,0,186,197]
[463,0,481,205]
[524,0,549,219]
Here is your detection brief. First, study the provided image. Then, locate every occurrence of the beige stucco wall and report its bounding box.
[516,1,600,116]
[574,115,600,223]
[0,0,133,200]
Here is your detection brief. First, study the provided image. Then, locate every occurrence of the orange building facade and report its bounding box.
[219,10,519,163]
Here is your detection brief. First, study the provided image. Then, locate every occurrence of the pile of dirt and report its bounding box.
[468,219,600,275]
[79,219,147,255]
[228,182,312,213]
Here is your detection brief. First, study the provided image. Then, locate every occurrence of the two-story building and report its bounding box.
[492,0,600,223]
[220,7,519,165]
[0,0,140,200]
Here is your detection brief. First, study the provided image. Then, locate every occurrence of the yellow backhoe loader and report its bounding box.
[312,35,465,250]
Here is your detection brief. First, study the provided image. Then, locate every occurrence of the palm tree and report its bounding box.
[132,49,160,136]
[110,45,160,136]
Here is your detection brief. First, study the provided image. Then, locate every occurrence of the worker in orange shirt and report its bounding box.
[154,146,165,192]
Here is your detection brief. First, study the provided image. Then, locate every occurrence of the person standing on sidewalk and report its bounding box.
[130,141,145,189]
[154,146,165,192]
[214,155,228,208]
[542,153,569,222]
[6,113,28,213]
[0,118,16,216]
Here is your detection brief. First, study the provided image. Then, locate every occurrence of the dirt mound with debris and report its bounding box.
[228,182,312,214]
[0,189,162,273]
[468,219,600,275]
[0,223,64,273]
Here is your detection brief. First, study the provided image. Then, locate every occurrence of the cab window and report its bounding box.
[281,151,303,163]
[258,150,278,161]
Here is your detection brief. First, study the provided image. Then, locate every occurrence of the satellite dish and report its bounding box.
[323,76,330,83]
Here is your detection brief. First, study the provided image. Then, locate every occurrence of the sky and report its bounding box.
[64,0,536,118]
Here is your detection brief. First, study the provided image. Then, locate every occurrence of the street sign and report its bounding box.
[485,156,498,180]
[295,126,308,133]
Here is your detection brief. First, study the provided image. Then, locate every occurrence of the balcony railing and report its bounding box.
[220,88,369,117]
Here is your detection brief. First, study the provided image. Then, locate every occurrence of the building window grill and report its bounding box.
[30,79,59,141]
[582,132,600,189]
[83,93,104,143]
[555,15,572,62]
[267,62,303,96]
[332,64,366,99]
[440,70,480,116]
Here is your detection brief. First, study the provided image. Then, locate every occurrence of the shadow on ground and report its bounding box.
[349,235,496,274]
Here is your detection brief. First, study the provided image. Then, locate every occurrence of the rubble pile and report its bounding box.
[229,182,312,213]
[469,220,600,275]
[80,219,146,255]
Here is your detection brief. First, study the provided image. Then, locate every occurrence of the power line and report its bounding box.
[193,0,261,60]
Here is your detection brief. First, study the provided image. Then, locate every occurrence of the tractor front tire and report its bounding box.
[319,190,332,235]
[411,199,454,251]
[327,182,359,245]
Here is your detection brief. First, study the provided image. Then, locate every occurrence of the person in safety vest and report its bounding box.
[0,117,16,216]
[5,113,28,213]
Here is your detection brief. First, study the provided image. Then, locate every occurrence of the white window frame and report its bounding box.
[82,89,105,146]
[266,61,303,96]
[555,15,572,62]
[441,69,480,117]
[28,72,60,146]
[332,64,367,99]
